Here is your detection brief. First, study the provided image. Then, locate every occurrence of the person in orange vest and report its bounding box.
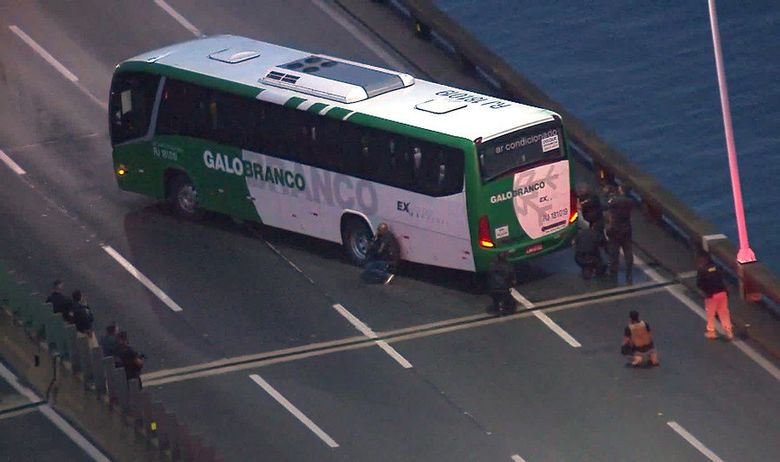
[622,310,659,367]
[696,254,733,340]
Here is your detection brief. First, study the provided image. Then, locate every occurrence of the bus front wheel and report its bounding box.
[169,175,203,220]
[342,217,373,266]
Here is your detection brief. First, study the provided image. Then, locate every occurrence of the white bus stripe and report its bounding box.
[332,303,413,368]
[0,363,111,462]
[511,289,582,348]
[667,421,725,462]
[152,0,204,37]
[9,25,78,82]
[249,374,339,448]
[0,149,26,175]
[101,245,183,312]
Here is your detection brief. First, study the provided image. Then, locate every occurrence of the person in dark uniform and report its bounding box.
[696,254,733,340]
[622,310,659,367]
[46,279,73,322]
[487,251,516,314]
[361,223,401,285]
[605,184,634,284]
[573,226,606,279]
[116,331,144,390]
[71,289,97,348]
[577,182,605,237]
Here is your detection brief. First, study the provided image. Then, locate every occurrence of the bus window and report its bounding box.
[109,72,160,145]
[157,79,211,139]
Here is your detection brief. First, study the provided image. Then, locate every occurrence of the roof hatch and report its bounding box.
[415,99,468,114]
[209,48,261,64]
[260,54,414,103]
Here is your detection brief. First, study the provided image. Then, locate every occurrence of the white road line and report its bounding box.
[0,149,26,175]
[310,0,410,72]
[8,25,106,108]
[101,244,183,312]
[264,241,315,284]
[0,363,111,462]
[511,455,529,462]
[9,25,78,82]
[636,256,780,382]
[249,374,339,448]
[153,0,204,37]
[511,289,582,348]
[667,421,725,462]
[332,303,413,368]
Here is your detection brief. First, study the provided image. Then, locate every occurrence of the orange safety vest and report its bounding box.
[628,321,652,349]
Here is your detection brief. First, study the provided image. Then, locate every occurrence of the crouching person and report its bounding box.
[623,310,659,367]
[361,223,400,285]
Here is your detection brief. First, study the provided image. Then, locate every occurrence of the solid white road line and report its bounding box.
[101,244,184,312]
[635,256,780,382]
[9,25,77,82]
[153,0,204,37]
[0,363,111,462]
[511,289,582,348]
[310,0,410,72]
[0,149,26,175]
[511,454,529,462]
[249,374,339,448]
[332,303,413,368]
[8,25,106,108]
[667,421,725,462]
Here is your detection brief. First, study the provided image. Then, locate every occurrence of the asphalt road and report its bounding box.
[1,1,779,461]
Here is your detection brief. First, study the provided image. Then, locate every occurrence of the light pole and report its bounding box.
[707,0,756,264]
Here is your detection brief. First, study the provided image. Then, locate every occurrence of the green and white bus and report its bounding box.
[109,35,577,273]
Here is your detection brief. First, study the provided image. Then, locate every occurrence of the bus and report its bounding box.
[109,35,577,273]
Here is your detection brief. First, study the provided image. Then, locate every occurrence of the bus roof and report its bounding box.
[120,35,557,142]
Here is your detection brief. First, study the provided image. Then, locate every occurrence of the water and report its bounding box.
[435,0,780,272]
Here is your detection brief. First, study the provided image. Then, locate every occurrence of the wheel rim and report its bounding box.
[177,184,197,215]
[350,227,371,260]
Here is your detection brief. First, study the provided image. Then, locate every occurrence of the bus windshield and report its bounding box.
[478,120,564,182]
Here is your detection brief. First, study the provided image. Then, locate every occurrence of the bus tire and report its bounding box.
[341,217,373,266]
[168,174,203,220]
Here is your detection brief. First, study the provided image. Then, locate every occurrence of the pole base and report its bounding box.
[737,247,757,264]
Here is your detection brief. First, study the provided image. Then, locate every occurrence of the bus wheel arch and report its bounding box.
[165,169,203,220]
[340,213,374,266]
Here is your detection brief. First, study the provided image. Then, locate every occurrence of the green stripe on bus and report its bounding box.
[307,103,328,114]
[325,107,352,120]
[116,61,263,99]
[284,97,306,108]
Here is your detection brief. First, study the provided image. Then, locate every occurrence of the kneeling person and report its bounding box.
[623,310,659,367]
[361,223,401,285]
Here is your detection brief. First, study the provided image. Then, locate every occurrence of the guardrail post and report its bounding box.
[737,264,762,302]
[64,324,78,367]
[92,350,107,395]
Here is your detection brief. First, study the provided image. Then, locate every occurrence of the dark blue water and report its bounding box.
[436,1,780,271]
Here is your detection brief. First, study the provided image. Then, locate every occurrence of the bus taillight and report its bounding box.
[569,189,578,223]
[478,215,495,248]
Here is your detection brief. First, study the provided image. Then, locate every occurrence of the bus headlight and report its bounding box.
[116,165,127,176]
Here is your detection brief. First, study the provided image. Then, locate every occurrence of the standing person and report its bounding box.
[100,323,119,358]
[46,279,73,322]
[361,223,401,285]
[573,227,606,279]
[622,310,659,367]
[116,331,144,389]
[71,290,98,348]
[487,251,516,314]
[696,254,733,340]
[605,184,634,284]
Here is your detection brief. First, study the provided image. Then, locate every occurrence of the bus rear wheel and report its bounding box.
[342,217,373,266]
[169,175,203,220]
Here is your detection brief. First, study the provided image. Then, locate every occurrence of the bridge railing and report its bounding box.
[382,0,780,311]
[0,262,223,462]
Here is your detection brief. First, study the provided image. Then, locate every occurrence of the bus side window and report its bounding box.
[157,79,210,139]
[108,72,160,145]
[311,116,342,171]
[210,90,256,150]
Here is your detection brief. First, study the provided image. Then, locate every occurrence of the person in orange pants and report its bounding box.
[696,254,733,340]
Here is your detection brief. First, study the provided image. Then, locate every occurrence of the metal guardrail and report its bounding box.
[383,0,779,310]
